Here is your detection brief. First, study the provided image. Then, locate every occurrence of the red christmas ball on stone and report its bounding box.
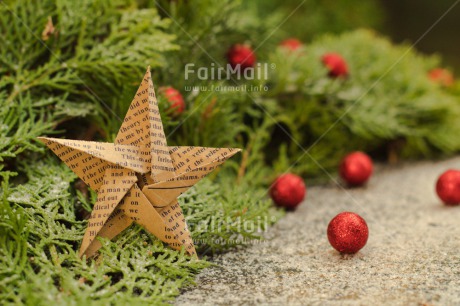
[159,86,185,116]
[279,38,303,51]
[436,169,460,206]
[428,68,454,87]
[339,152,373,186]
[226,44,256,70]
[321,53,349,78]
[327,212,368,254]
[270,173,306,209]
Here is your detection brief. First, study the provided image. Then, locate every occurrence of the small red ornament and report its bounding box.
[428,68,454,87]
[270,173,306,209]
[436,169,460,206]
[159,86,185,116]
[327,212,368,254]
[226,44,256,71]
[279,38,303,51]
[339,151,373,186]
[321,53,349,78]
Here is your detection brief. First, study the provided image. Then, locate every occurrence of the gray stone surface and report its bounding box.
[176,157,460,306]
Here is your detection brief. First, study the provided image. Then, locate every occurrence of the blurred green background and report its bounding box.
[246,0,460,72]
[382,0,460,71]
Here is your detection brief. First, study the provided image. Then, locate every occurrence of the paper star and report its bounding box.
[39,67,240,258]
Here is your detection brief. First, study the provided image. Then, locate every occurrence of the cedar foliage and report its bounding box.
[1,0,459,304]
[267,30,460,176]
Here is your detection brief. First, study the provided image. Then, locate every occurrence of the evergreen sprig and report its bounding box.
[266,29,460,177]
[0,157,279,305]
[0,0,178,153]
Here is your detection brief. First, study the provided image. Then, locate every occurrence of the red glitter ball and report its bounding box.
[226,44,256,70]
[270,173,306,209]
[279,38,303,51]
[321,53,349,78]
[436,169,460,206]
[339,151,373,186]
[428,68,454,87]
[327,212,368,254]
[159,86,185,116]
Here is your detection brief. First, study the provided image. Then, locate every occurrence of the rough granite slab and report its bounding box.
[176,157,460,305]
